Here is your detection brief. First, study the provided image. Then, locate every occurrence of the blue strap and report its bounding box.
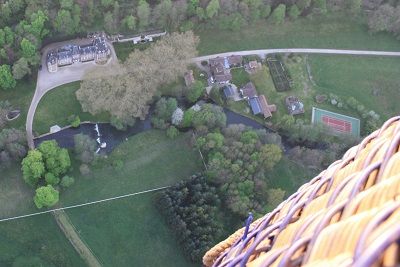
[242,212,254,240]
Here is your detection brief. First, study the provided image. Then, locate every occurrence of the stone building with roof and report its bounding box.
[46,34,111,73]
[285,96,305,115]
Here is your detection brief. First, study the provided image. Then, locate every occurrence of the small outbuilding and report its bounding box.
[50,125,62,133]
[258,95,276,119]
[285,96,305,115]
[249,97,262,115]
[223,85,236,100]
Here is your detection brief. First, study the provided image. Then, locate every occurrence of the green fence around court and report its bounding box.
[312,107,360,137]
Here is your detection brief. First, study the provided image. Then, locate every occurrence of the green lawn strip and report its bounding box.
[33,82,110,135]
[0,213,85,267]
[59,130,202,206]
[66,193,199,267]
[196,14,400,55]
[0,79,36,130]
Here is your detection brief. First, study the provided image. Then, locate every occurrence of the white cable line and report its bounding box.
[0,186,170,223]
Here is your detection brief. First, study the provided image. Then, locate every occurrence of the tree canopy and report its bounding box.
[76,31,198,127]
[33,185,59,209]
[21,140,70,187]
[0,64,16,90]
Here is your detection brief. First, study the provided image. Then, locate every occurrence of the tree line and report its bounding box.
[1,0,383,90]
[157,174,224,262]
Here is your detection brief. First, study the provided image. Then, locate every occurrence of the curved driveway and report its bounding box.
[26,40,118,148]
[26,47,400,148]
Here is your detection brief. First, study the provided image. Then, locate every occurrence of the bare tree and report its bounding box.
[76,31,199,126]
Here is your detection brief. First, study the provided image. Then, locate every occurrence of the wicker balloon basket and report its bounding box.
[204,116,400,267]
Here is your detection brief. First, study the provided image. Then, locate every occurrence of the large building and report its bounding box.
[46,34,111,73]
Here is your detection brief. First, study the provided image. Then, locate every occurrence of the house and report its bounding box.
[46,34,111,73]
[184,70,195,87]
[222,85,236,100]
[285,96,305,115]
[227,55,243,67]
[240,82,257,99]
[249,97,262,115]
[247,60,262,73]
[210,57,232,84]
[258,95,276,119]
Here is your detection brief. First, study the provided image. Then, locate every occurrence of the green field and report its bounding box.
[196,14,400,55]
[0,214,84,267]
[59,130,202,205]
[59,130,202,266]
[66,194,198,267]
[0,130,202,266]
[33,82,110,135]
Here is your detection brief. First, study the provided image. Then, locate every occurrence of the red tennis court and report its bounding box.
[322,115,352,133]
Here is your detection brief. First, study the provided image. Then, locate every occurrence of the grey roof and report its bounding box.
[249,97,262,115]
[209,57,225,67]
[223,85,235,98]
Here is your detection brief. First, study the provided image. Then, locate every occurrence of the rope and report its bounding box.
[0,186,169,223]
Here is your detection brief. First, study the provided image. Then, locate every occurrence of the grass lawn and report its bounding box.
[196,14,400,55]
[0,79,36,130]
[231,68,250,87]
[33,82,110,135]
[0,213,84,267]
[66,193,199,267]
[60,130,202,205]
[57,130,202,266]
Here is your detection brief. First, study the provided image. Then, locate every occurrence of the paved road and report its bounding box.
[26,39,118,149]
[26,47,400,148]
[192,48,400,62]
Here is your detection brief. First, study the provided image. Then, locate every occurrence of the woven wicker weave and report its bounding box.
[203,116,400,267]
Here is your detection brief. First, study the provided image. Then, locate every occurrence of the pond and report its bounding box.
[34,107,285,153]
